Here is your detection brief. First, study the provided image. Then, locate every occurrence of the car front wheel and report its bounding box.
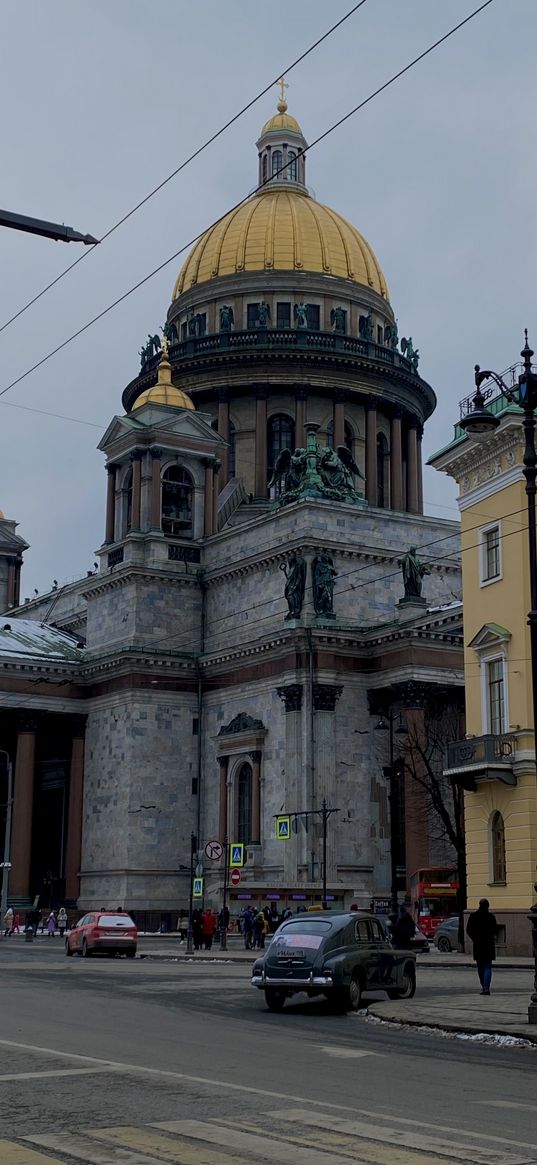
[65,941,73,957]
[81,939,90,958]
[437,936,452,953]
[264,988,286,1012]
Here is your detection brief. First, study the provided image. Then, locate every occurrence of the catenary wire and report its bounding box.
[0,0,495,403]
[0,2,369,337]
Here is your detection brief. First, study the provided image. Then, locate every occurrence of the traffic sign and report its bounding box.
[204,839,223,861]
[192,877,203,898]
[275,815,291,840]
[195,863,203,878]
[230,843,244,867]
[230,868,241,886]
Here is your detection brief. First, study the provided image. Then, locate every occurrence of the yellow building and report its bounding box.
[431,392,537,955]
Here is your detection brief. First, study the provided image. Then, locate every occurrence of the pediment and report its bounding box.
[99,408,225,453]
[467,623,511,653]
[98,414,145,452]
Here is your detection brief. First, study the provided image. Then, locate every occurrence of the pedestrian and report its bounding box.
[57,907,68,937]
[253,909,268,949]
[281,907,292,923]
[242,907,254,949]
[3,906,13,935]
[192,909,203,951]
[201,908,217,950]
[12,911,20,934]
[218,905,230,943]
[392,905,415,950]
[466,898,499,995]
[46,912,56,938]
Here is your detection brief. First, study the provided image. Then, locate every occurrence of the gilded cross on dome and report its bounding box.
[276,76,288,111]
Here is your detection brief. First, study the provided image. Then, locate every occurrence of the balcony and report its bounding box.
[445,733,517,790]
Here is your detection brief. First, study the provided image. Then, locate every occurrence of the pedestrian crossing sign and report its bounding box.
[193,876,203,898]
[276,815,291,840]
[230,843,244,867]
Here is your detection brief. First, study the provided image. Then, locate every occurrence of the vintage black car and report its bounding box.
[251,911,416,1012]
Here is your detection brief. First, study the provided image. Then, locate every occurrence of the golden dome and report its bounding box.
[173,188,389,299]
[133,348,194,411]
[260,101,302,135]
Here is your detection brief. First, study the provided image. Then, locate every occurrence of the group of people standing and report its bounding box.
[240,904,291,950]
[3,907,68,937]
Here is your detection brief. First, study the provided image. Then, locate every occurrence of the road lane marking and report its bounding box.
[477,1102,536,1111]
[315,1045,379,1058]
[267,1109,535,1165]
[155,1120,389,1165]
[2,1037,537,1158]
[0,1067,119,1082]
[25,1135,163,1165]
[89,1125,255,1164]
[0,1144,66,1165]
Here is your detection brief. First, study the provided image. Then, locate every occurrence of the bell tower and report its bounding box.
[256,81,308,192]
[0,510,28,612]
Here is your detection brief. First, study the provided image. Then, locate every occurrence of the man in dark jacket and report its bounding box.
[466,898,499,994]
[392,905,415,950]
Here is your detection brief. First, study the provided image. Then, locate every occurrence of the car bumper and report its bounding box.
[92,939,137,952]
[252,972,333,989]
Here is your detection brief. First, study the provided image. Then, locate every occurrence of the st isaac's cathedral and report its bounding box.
[0,96,463,921]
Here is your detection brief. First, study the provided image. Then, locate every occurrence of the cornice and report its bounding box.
[81,563,202,599]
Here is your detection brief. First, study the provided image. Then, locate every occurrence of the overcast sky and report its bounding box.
[0,0,534,596]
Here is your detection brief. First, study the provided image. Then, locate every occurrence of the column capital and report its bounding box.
[416,421,424,441]
[294,386,308,401]
[212,459,222,475]
[391,405,404,421]
[250,750,262,763]
[217,754,229,767]
[334,388,350,404]
[130,449,143,463]
[106,462,117,476]
[313,683,342,712]
[366,395,378,412]
[150,447,163,460]
[255,385,268,401]
[277,683,303,712]
[202,456,215,470]
[16,711,39,734]
[216,387,230,404]
[407,416,420,431]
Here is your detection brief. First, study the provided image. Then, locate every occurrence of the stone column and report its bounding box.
[333,390,346,449]
[131,451,142,531]
[255,388,268,498]
[6,560,15,608]
[390,410,403,512]
[313,685,343,883]
[277,684,304,881]
[9,713,37,900]
[203,458,215,537]
[407,423,419,514]
[217,388,230,484]
[402,698,430,884]
[250,751,262,844]
[218,756,228,843]
[105,464,116,543]
[295,389,307,442]
[150,448,162,530]
[417,425,424,515]
[64,717,86,903]
[13,556,22,607]
[213,460,221,532]
[366,399,378,506]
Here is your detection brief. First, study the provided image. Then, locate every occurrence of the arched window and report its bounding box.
[287,150,297,181]
[326,420,353,454]
[161,466,193,536]
[267,414,295,488]
[237,762,252,844]
[271,149,283,177]
[124,469,132,535]
[377,433,389,508]
[491,811,506,883]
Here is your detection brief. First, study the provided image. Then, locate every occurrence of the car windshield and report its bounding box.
[98,914,135,928]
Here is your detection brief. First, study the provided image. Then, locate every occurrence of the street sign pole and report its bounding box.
[0,755,13,936]
[220,837,229,951]
[186,832,196,954]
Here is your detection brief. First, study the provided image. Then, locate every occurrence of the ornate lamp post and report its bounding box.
[460,332,537,1022]
[375,710,407,915]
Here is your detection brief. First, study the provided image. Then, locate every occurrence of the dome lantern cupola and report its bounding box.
[256,79,307,193]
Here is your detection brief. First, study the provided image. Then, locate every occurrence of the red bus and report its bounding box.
[409,867,459,938]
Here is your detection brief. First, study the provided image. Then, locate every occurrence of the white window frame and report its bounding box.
[480,651,508,735]
[479,520,502,587]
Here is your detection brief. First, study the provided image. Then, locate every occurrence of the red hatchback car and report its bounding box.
[65,911,137,958]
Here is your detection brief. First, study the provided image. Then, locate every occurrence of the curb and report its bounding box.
[366,1003,537,1044]
[139,952,256,965]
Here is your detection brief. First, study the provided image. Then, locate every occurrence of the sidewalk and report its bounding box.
[368,976,537,1043]
[138,940,534,970]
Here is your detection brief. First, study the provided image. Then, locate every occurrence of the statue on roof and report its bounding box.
[399,546,430,599]
[312,550,337,617]
[139,333,161,368]
[401,336,420,371]
[219,305,234,332]
[330,306,346,334]
[268,424,365,509]
[256,302,270,327]
[280,553,307,619]
[294,303,308,329]
[358,314,374,341]
[384,321,398,350]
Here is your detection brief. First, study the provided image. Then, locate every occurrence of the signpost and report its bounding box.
[274,799,338,909]
[230,868,241,886]
[205,839,223,861]
[193,877,203,898]
[230,843,244,867]
[275,816,291,840]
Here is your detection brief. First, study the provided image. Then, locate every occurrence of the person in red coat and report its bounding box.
[201,908,217,950]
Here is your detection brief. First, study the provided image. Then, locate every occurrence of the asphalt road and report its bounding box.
[0,941,535,1165]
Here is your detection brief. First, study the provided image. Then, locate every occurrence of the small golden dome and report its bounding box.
[173,188,388,299]
[0,510,5,520]
[133,348,195,411]
[260,102,302,136]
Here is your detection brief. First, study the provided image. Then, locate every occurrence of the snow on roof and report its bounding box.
[0,618,84,661]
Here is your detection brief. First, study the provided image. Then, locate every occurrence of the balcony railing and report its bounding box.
[165,328,417,374]
[445,733,517,787]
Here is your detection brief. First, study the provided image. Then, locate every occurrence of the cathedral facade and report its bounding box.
[0,99,463,921]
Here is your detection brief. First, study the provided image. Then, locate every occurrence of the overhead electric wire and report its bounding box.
[0,2,369,338]
[0,0,495,403]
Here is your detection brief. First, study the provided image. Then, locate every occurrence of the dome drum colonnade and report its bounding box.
[122,98,435,518]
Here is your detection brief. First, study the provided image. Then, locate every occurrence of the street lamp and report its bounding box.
[0,750,13,932]
[460,331,537,1022]
[0,208,98,244]
[375,710,407,915]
